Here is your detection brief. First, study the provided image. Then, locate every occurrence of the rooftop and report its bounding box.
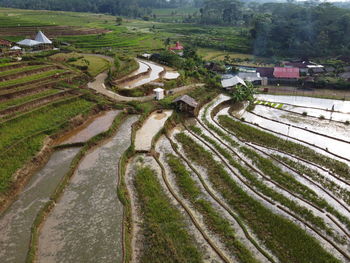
[173,95,198,108]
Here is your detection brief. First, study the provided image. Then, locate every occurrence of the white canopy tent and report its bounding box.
[10,46,22,50]
[35,31,52,44]
[16,39,41,47]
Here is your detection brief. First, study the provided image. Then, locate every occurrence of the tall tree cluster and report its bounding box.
[251,2,350,57]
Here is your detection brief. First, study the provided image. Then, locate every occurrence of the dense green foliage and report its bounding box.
[134,166,203,263]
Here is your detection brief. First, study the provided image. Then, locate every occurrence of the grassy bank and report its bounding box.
[166,154,259,263]
[175,132,339,263]
[134,165,203,263]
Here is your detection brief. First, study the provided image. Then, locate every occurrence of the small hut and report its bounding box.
[173,95,198,116]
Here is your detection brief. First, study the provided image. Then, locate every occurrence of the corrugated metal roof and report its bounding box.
[273,67,300,79]
[221,76,246,88]
[173,95,198,108]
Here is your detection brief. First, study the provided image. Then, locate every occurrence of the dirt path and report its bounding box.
[85,53,203,102]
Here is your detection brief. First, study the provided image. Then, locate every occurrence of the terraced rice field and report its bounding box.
[0,61,96,197]
[124,94,350,263]
[1,85,350,262]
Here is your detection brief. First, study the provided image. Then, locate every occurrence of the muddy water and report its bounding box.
[253,105,350,142]
[163,71,180,80]
[135,110,173,151]
[256,94,350,112]
[120,60,164,89]
[37,116,138,263]
[241,111,350,160]
[0,148,80,263]
[55,110,120,145]
[129,61,149,77]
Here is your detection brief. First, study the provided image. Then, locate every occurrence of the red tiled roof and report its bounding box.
[169,41,184,50]
[273,67,300,79]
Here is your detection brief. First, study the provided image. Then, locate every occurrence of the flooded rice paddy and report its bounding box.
[120,60,164,89]
[0,147,81,263]
[163,71,180,80]
[135,110,172,151]
[37,115,138,263]
[55,110,120,145]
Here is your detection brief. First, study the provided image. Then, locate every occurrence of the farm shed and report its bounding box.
[173,95,198,116]
[0,39,12,48]
[256,67,274,78]
[273,67,300,79]
[17,39,41,47]
[221,75,246,89]
[154,88,165,100]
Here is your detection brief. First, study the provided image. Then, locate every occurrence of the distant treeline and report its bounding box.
[0,0,192,16]
[195,0,350,57]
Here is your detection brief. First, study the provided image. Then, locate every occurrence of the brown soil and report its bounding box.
[0,26,109,37]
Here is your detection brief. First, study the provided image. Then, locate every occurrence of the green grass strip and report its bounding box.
[167,154,260,263]
[134,166,203,263]
[0,65,46,78]
[0,70,65,89]
[0,89,60,111]
[175,132,339,263]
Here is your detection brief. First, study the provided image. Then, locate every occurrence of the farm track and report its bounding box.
[164,134,277,263]
[0,90,73,118]
[227,110,350,163]
[199,98,350,258]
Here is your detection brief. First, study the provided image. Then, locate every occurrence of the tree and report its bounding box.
[115,16,123,25]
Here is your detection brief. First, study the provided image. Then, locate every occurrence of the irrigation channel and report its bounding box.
[0,110,125,263]
[37,115,138,263]
[194,94,350,261]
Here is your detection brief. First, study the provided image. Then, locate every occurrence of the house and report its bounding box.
[339,72,350,81]
[325,67,335,73]
[221,75,246,89]
[284,60,324,74]
[154,88,164,100]
[173,95,198,116]
[169,41,184,51]
[256,67,274,79]
[309,67,325,75]
[273,67,300,79]
[237,72,262,84]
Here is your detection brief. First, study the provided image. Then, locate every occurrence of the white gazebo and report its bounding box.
[16,39,41,47]
[35,31,52,44]
[154,88,164,100]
